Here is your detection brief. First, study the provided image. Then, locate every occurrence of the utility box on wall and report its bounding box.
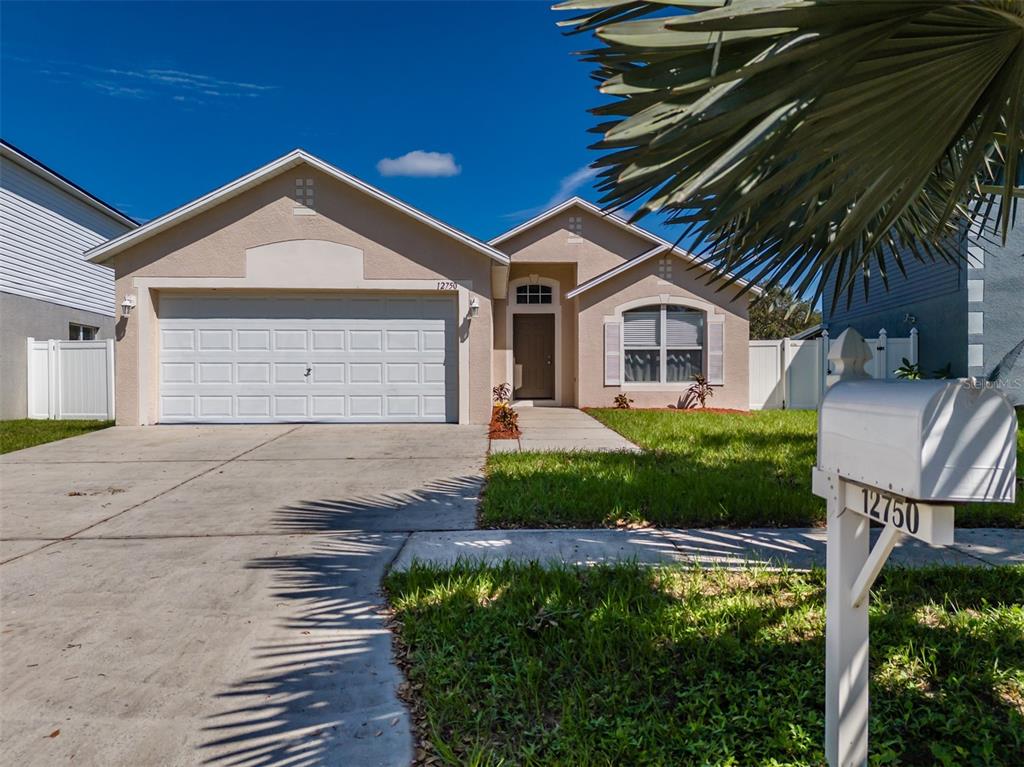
[818,379,1017,504]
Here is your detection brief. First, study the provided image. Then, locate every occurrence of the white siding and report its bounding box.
[0,156,130,316]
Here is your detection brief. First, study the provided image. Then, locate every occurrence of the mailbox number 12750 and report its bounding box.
[861,488,920,534]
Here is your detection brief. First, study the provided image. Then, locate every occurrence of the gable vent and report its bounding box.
[294,177,315,215]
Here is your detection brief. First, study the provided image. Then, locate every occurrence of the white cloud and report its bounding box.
[12,56,277,103]
[546,165,599,207]
[502,164,599,219]
[377,150,461,178]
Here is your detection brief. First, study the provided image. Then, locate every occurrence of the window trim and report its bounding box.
[69,322,98,341]
[515,283,553,305]
[616,299,710,389]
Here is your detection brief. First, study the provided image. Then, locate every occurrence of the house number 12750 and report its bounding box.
[860,488,920,534]
[436,281,457,290]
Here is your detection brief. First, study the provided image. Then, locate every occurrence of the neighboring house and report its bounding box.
[821,210,1023,404]
[86,149,755,426]
[0,140,137,419]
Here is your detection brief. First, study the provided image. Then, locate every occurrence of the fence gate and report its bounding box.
[749,328,919,410]
[27,338,115,420]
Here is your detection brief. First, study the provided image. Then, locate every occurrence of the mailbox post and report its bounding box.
[813,329,1017,767]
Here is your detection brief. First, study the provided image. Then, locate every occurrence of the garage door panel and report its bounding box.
[237,363,271,384]
[271,396,304,418]
[198,329,233,351]
[161,329,195,351]
[349,330,383,351]
[349,396,383,418]
[386,363,419,384]
[159,294,456,423]
[274,363,309,384]
[311,330,345,350]
[312,363,344,384]
[311,396,345,418]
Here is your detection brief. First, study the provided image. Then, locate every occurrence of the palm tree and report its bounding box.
[556,0,1023,309]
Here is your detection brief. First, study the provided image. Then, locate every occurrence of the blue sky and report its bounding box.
[2,1,676,241]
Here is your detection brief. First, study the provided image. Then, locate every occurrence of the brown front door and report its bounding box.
[513,313,555,399]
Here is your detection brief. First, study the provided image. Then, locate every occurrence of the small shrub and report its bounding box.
[492,383,512,404]
[493,403,519,433]
[894,358,923,380]
[932,362,954,379]
[613,393,634,409]
[687,374,714,408]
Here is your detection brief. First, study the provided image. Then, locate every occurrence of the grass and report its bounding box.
[387,562,1024,766]
[480,409,1023,528]
[0,419,113,454]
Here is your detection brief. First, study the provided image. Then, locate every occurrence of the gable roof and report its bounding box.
[566,242,760,300]
[86,149,510,265]
[1,139,138,229]
[493,196,762,296]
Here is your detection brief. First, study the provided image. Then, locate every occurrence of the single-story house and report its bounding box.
[87,149,756,425]
[0,139,137,419]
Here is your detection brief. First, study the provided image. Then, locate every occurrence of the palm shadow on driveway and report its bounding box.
[198,475,481,767]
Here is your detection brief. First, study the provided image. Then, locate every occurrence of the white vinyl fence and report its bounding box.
[27,338,115,420]
[750,328,918,410]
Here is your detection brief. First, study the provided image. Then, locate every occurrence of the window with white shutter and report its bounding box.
[622,305,705,383]
[707,315,725,385]
[604,322,621,385]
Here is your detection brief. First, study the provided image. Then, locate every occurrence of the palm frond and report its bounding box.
[555,0,1024,303]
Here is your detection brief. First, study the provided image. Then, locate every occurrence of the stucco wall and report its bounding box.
[0,291,115,419]
[576,258,750,410]
[107,163,494,425]
[497,206,653,282]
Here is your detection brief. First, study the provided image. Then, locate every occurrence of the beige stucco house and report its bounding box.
[87,149,755,426]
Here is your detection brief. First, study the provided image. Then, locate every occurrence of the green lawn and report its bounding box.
[480,409,1023,528]
[0,419,114,454]
[387,562,1024,767]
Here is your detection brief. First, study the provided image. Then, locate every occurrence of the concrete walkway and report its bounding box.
[490,406,639,452]
[392,527,1024,571]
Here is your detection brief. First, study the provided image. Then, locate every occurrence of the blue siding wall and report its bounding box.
[971,207,1024,405]
[822,233,968,375]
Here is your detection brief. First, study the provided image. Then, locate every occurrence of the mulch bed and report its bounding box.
[488,406,522,439]
[584,406,753,416]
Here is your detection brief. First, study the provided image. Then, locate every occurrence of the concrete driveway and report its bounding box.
[0,424,487,766]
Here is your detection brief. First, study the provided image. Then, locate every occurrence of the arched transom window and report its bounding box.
[623,305,703,383]
[516,283,552,305]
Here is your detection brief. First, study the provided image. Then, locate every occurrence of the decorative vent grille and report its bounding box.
[294,178,315,209]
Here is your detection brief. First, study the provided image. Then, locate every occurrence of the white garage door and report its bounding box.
[159,294,457,423]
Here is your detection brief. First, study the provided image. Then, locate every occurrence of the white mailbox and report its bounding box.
[815,330,1020,767]
[818,379,1017,504]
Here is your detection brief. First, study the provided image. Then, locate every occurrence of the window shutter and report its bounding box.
[666,308,703,347]
[623,310,660,347]
[604,321,621,385]
[707,315,725,385]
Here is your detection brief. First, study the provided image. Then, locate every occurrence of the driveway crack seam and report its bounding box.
[0,426,304,566]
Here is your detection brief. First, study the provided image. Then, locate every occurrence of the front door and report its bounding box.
[513,313,555,400]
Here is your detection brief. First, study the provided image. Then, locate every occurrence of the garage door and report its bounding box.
[158,294,457,423]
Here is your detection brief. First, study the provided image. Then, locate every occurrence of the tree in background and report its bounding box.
[556,0,1023,311]
[749,287,821,340]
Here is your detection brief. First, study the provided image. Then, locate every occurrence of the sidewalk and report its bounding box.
[490,406,639,453]
[391,527,1024,571]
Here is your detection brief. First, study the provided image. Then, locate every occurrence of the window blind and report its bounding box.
[666,308,703,347]
[623,310,660,347]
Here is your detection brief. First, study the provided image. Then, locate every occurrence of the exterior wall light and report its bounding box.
[468,296,480,319]
[121,294,137,318]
